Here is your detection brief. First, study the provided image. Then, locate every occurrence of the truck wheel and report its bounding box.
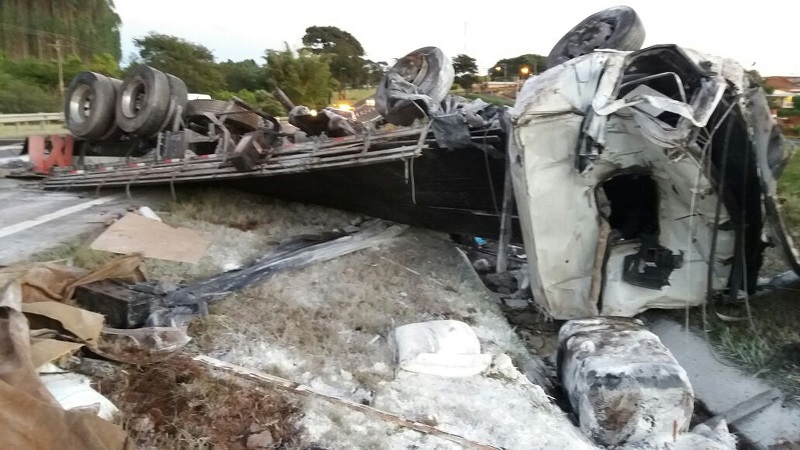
[159,74,189,131]
[116,65,171,137]
[185,99,261,133]
[64,72,117,140]
[546,6,645,69]
[95,77,125,141]
[376,46,454,126]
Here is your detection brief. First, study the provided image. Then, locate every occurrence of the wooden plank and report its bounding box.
[90,213,210,263]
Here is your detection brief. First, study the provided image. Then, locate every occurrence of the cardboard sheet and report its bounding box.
[0,281,131,449]
[23,301,104,343]
[90,213,210,264]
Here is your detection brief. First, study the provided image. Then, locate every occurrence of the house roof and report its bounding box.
[764,76,800,93]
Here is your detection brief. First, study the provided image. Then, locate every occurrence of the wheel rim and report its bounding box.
[564,19,615,59]
[121,77,147,118]
[394,51,429,86]
[69,84,93,125]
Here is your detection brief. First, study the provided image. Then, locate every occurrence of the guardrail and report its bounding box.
[0,113,65,134]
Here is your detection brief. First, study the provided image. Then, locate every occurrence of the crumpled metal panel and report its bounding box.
[509,47,752,319]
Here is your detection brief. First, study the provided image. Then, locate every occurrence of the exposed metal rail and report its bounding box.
[43,125,432,190]
[0,113,65,133]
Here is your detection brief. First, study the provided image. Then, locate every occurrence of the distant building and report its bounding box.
[764,76,800,109]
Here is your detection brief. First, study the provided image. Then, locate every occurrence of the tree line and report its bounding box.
[0,10,547,116]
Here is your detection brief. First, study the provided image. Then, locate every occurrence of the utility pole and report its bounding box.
[49,39,65,96]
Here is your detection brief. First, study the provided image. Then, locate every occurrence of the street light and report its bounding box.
[494,64,507,82]
[519,65,530,77]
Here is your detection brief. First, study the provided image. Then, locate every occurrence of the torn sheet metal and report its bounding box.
[510,45,794,319]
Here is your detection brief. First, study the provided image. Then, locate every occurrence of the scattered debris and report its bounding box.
[100,326,191,353]
[90,213,210,264]
[195,355,504,450]
[98,354,299,448]
[146,220,406,326]
[0,279,131,449]
[39,363,119,421]
[558,317,698,447]
[136,206,162,222]
[391,320,493,377]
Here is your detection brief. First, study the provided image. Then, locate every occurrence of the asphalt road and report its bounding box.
[0,177,125,265]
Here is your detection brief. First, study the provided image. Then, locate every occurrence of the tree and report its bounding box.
[302,26,368,87]
[264,46,337,109]
[133,32,225,93]
[453,54,478,91]
[488,54,546,81]
[364,59,388,86]
[88,53,121,78]
[219,59,266,92]
[0,0,121,63]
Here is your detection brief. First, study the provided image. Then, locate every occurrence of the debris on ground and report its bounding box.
[90,213,210,264]
[0,278,131,449]
[558,317,737,449]
[391,320,493,377]
[96,354,299,448]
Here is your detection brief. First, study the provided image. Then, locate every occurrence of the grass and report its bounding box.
[334,88,375,105]
[463,93,515,107]
[31,187,361,282]
[695,138,800,400]
[778,138,800,233]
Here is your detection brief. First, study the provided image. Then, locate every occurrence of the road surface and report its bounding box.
[0,177,126,265]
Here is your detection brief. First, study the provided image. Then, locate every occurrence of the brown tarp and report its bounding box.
[0,280,132,449]
[0,255,146,449]
[0,253,146,304]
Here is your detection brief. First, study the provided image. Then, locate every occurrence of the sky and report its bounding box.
[114,0,800,76]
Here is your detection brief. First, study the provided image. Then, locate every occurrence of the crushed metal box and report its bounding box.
[74,280,154,328]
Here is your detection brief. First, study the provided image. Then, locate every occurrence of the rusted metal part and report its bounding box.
[25,134,74,173]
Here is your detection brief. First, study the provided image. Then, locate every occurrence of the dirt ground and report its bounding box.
[36,187,575,449]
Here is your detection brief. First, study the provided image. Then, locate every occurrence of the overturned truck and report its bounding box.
[42,8,798,320]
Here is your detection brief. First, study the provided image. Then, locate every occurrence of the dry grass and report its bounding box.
[97,354,300,449]
[30,187,362,282]
[188,228,504,394]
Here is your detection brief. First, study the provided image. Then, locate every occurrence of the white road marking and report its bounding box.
[0,195,117,239]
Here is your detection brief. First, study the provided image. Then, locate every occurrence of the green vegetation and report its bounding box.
[463,93,515,107]
[488,54,547,80]
[693,143,800,400]
[132,33,226,94]
[453,54,479,91]
[265,47,338,109]
[778,109,800,117]
[0,1,121,62]
[0,1,121,113]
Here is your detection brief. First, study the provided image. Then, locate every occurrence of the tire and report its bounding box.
[158,74,189,131]
[95,77,125,141]
[64,72,117,140]
[546,6,645,69]
[116,65,171,137]
[376,46,454,126]
[185,99,261,133]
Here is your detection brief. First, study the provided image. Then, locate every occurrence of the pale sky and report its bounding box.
[115,0,800,76]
